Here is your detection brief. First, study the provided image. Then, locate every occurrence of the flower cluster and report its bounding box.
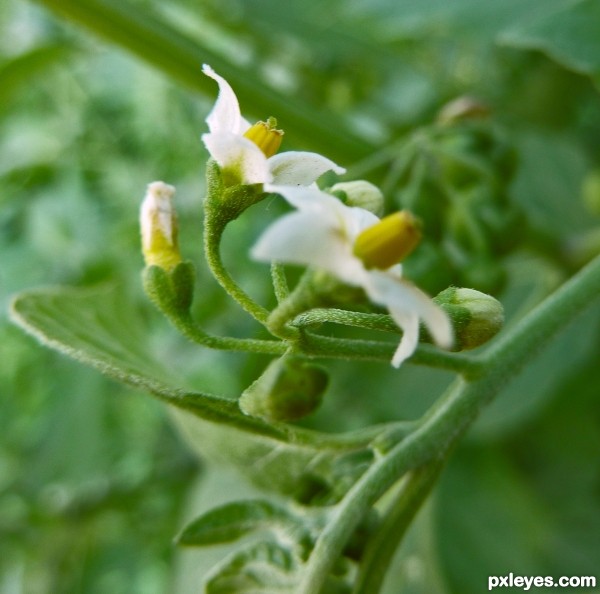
[141,66,453,368]
[252,184,453,367]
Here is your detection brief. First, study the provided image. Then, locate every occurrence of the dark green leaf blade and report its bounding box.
[176,500,306,547]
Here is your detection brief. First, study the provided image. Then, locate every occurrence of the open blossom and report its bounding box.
[252,185,453,367]
[202,65,345,186]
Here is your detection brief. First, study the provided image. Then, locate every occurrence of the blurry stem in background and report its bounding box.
[353,460,445,594]
[299,253,600,594]
[31,0,372,163]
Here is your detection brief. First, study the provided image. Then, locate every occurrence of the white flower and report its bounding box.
[252,185,453,367]
[202,65,345,186]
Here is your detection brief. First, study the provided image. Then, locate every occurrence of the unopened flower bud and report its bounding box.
[239,355,329,422]
[353,210,422,270]
[140,181,181,271]
[434,287,503,350]
[437,96,490,125]
[330,180,384,216]
[243,116,284,158]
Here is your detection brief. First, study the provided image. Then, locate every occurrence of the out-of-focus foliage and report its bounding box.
[2,0,599,591]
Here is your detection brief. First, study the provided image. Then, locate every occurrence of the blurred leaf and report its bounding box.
[32,0,372,162]
[343,0,571,41]
[436,358,600,593]
[203,540,351,594]
[472,297,600,438]
[510,131,591,236]
[0,43,75,106]
[203,541,299,593]
[176,499,306,547]
[499,0,600,88]
[174,411,373,503]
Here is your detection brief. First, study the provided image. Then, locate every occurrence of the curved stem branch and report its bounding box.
[203,219,270,324]
[168,312,287,355]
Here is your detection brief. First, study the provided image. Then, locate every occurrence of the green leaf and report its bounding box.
[10,285,375,500]
[176,500,307,547]
[499,0,600,87]
[203,541,299,594]
[9,285,283,439]
[174,412,374,503]
[203,540,351,594]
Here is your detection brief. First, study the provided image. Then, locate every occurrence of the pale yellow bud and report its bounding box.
[353,210,422,270]
[243,116,284,158]
[140,181,182,271]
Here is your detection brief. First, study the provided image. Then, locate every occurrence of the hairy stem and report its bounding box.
[270,262,290,303]
[203,219,270,324]
[299,254,600,594]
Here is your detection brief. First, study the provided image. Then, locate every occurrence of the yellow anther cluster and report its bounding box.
[243,117,284,158]
[353,210,422,269]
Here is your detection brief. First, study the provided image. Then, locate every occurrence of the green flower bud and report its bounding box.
[142,261,196,316]
[239,355,329,422]
[434,287,503,350]
[330,180,385,217]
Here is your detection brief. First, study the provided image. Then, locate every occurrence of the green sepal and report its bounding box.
[142,261,195,316]
[240,355,329,423]
[204,158,265,226]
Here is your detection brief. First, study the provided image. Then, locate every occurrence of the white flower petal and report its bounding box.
[264,184,343,214]
[344,206,380,240]
[202,132,272,184]
[251,210,359,276]
[268,152,346,186]
[265,184,376,240]
[364,271,453,351]
[202,65,249,134]
[387,310,420,368]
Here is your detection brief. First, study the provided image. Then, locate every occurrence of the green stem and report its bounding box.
[168,312,286,355]
[298,254,600,594]
[203,218,270,324]
[293,308,398,333]
[303,333,480,376]
[266,273,319,340]
[353,460,445,594]
[270,262,289,303]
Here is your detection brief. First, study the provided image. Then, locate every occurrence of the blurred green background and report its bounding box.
[1,0,599,592]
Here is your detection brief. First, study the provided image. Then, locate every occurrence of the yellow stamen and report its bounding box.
[353,210,422,269]
[243,116,284,158]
